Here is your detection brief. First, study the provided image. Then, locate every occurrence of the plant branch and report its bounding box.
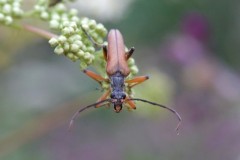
[22,24,58,39]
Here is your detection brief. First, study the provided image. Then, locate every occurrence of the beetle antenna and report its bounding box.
[69,99,111,130]
[80,25,104,48]
[128,98,182,134]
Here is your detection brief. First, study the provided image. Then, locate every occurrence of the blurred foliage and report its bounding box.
[111,0,240,69]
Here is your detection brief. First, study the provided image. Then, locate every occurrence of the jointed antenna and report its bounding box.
[128,98,182,134]
[69,99,111,130]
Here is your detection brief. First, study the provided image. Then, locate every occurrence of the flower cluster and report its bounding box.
[34,1,79,29]
[0,0,139,78]
[0,0,23,25]
[34,1,107,69]
[49,19,107,68]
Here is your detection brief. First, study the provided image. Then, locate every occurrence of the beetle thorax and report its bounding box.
[110,72,126,112]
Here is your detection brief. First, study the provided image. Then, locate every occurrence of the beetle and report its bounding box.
[69,29,181,133]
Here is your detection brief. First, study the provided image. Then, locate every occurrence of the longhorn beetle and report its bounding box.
[69,29,182,133]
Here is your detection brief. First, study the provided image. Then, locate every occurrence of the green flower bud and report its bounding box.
[86,58,93,65]
[49,37,58,47]
[61,20,70,27]
[67,52,74,59]
[5,16,13,25]
[70,43,80,52]
[13,7,23,17]
[71,16,79,23]
[102,82,109,90]
[69,22,77,29]
[80,62,87,70]
[12,2,20,8]
[90,54,95,60]
[54,45,64,55]
[58,35,67,43]
[74,40,83,47]
[82,24,89,31]
[63,42,70,51]
[0,13,4,22]
[81,44,87,51]
[128,58,135,66]
[81,17,89,25]
[69,9,78,16]
[131,66,139,75]
[89,20,96,29]
[55,3,66,13]
[40,11,49,20]
[96,23,104,31]
[34,5,45,12]
[62,27,73,35]
[61,13,68,21]
[76,50,84,58]
[71,34,82,41]
[72,55,79,61]
[91,32,98,40]
[84,52,91,60]
[87,46,95,53]
[51,13,61,21]
[3,4,12,14]
[96,38,104,44]
[49,20,59,29]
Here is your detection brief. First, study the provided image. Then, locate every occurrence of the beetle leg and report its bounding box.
[103,45,108,61]
[83,69,107,83]
[125,96,136,110]
[126,47,135,60]
[125,76,149,88]
[96,89,111,107]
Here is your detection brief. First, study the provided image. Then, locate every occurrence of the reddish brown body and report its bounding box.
[106,29,130,77]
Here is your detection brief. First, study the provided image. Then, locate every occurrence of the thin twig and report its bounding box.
[22,24,58,39]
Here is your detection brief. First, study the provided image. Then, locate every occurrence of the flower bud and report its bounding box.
[55,3,66,13]
[67,53,74,59]
[0,13,4,22]
[89,20,96,29]
[131,66,139,75]
[128,58,135,66]
[63,42,70,51]
[70,43,80,52]
[74,40,83,47]
[3,4,12,14]
[40,11,49,20]
[76,50,84,58]
[5,16,13,25]
[49,19,59,29]
[54,46,64,55]
[69,9,78,16]
[58,35,67,43]
[49,37,58,47]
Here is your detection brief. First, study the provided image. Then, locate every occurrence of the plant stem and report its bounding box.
[22,24,57,39]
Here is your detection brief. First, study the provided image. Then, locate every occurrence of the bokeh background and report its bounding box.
[1,0,240,159]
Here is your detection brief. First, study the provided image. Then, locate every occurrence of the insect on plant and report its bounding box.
[69,29,182,133]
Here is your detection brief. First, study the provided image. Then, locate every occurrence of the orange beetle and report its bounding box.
[69,29,181,132]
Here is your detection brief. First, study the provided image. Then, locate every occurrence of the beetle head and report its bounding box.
[110,91,126,113]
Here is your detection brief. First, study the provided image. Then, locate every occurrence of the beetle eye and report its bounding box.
[110,93,115,99]
[122,94,126,99]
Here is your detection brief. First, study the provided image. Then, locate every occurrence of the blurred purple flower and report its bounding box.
[161,12,210,65]
[181,13,210,42]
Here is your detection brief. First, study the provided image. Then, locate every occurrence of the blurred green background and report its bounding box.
[1,0,240,159]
